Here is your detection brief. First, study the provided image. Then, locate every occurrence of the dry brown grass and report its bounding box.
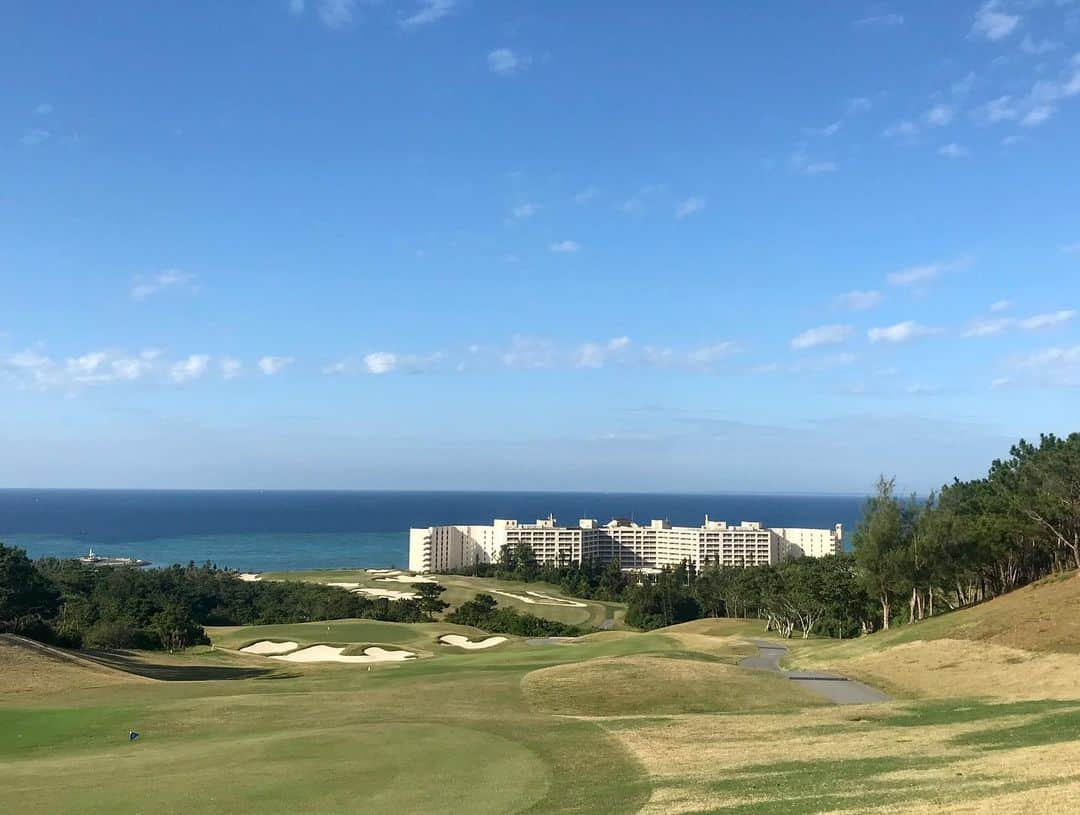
[805,638,1080,701]
[0,635,145,699]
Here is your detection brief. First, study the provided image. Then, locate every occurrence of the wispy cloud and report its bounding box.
[20,129,50,147]
[574,337,632,369]
[836,290,883,311]
[364,352,399,374]
[868,321,938,343]
[170,354,211,384]
[220,357,242,380]
[511,202,540,219]
[938,142,970,158]
[675,197,706,219]
[34,102,53,115]
[317,0,355,28]
[970,1,1020,42]
[883,120,918,140]
[952,72,976,97]
[887,256,970,287]
[963,317,1013,337]
[990,299,1012,312]
[790,324,854,350]
[574,186,598,204]
[131,269,198,301]
[790,145,837,176]
[257,355,294,375]
[288,0,306,16]
[1012,345,1080,387]
[924,104,954,126]
[487,48,527,75]
[1017,310,1076,330]
[1020,34,1057,56]
[549,240,580,254]
[804,121,842,137]
[853,12,904,28]
[847,97,873,115]
[400,0,456,28]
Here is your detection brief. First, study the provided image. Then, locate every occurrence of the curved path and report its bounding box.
[740,639,889,705]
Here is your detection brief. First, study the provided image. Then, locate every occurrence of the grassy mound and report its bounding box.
[521,654,823,716]
[0,635,146,698]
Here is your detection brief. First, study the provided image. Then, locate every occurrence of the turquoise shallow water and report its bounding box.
[0,489,864,572]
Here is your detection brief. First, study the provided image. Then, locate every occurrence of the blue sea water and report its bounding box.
[0,490,866,572]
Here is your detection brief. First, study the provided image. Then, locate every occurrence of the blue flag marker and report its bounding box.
[128,731,139,742]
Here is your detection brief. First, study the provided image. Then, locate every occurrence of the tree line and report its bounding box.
[0,547,432,651]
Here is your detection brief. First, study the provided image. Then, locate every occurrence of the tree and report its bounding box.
[852,477,907,630]
[416,582,449,620]
[0,543,60,634]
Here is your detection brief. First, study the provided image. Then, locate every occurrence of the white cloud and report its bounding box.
[887,256,970,287]
[802,161,837,175]
[487,48,525,75]
[34,102,53,115]
[883,120,918,139]
[952,72,976,96]
[687,342,736,366]
[1021,105,1054,126]
[511,202,540,219]
[790,324,854,350]
[363,352,398,374]
[805,121,842,137]
[963,317,1013,337]
[257,355,293,375]
[1017,310,1075,330]
[990,299,1012,312]
[502,336,554,369]
[938,142,970,158]
[574,186,598,204]
[549,240,580,254]
[220,357,242,380]
[400,0,456,28]
[991,377,1011,389]
[675,197,706,219]
[1020,34,1056,55]
[317,0,355,28]
[924,104,954,126]
[1013,345,1080,386]
[836,290,883,311]
[868,321,938,343]
[575,337,633,369]
[980,95,1020,122]
[170,354,210,383]
[20,129,50,147]
[847,97,873,114]
[970,1,1020,42]
[854,13,904,28]
[131,269,198,301]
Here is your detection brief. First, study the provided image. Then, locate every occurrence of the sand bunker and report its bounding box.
[240,640,299,655]
[326,582,417,600]
[376,575,438,584]
[237,573,262,582]
[489,589,587,608]
[439,634,508,650]
[272,645,417,664]
[365,568,403,575]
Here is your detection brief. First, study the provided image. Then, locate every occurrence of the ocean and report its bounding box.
[0,490,867,572]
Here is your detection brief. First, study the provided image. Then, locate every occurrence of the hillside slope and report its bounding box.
[0,635,148,699]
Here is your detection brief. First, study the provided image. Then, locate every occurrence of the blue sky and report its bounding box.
[1,1,1078,493]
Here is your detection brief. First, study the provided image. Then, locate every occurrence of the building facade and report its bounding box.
[408,516,843,574]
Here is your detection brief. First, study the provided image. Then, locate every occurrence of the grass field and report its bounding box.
[3,573,1080,813]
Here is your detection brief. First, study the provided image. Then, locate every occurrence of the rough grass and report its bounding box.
[0,635,148,697]
[523,654,823,716]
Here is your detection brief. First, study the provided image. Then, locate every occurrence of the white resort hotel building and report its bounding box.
[409,516,843,574]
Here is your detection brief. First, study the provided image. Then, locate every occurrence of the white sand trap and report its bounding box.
[240,640,299,655]
[376,574,438,584]
[365,568,403,575]
[327,582,361,590]
[355,588,418,600]
[439,634,508,650]
[272,645,416,664]
[489,589,588,608]
[237,573,262,582]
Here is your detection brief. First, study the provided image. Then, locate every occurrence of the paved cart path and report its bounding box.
[740,640,890,705]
